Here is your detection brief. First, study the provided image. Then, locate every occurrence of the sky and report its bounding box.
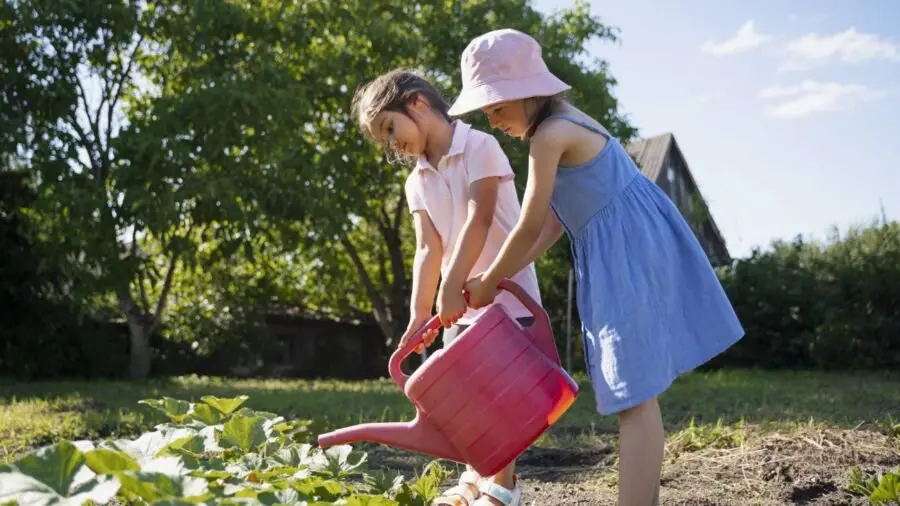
[531,0,900,258]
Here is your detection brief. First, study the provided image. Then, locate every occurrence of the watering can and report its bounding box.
[317,279,579,477]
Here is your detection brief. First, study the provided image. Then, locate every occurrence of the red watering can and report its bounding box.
[317,279,579,477]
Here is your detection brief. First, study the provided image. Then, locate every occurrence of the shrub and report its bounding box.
[712,222,900,370]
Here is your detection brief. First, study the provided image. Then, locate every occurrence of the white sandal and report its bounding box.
[432,470,482,505]
[473,476,522,506]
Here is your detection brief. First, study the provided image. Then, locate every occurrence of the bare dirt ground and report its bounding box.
[368,427,899,505]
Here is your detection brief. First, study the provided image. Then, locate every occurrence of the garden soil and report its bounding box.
[367,426,899,505]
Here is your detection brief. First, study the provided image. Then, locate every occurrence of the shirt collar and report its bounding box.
[416,120,470,172]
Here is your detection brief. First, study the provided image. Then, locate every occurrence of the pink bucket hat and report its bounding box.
[448,28,571,116]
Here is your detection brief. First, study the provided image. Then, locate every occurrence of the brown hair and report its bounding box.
[524,93,567,142]
[351,69,451,143]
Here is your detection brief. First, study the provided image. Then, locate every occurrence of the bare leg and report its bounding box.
[475,461,517,505]
[617,397,664,506]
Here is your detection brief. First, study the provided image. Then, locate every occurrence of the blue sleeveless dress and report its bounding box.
[547,114,745,415]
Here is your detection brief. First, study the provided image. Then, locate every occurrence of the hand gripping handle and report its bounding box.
[388,279,559,390]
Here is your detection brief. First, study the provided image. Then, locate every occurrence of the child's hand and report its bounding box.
[465,275,499,309]
[437,286,467,329]
[399,315,439,355]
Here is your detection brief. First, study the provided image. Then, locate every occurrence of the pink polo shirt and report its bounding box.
[404,120,542,324]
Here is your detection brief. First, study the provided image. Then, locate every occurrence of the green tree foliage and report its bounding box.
[714,221,900,370]
[2,0,312,378]
[1,0,632,376]
[0,171,133,379]
[273,0,636,347]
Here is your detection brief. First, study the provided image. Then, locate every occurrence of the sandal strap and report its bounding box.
[432,471,481,505]
[458,470,481,486]
[476,480,521,506]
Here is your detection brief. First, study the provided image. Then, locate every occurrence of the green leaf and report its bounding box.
[11,441,85,495]
[291,477,346,501]
[140,397,192,422]
[201,395,249,416]
[188,403,224,425]
[0,472,120,505]
[84,448,141,474]
[267,447,301,467]
[409,460,451,501]
[321,445,367,478]
[235,407,279,421]
[870,472,900,503]
[343,495,400,506]
[159,435,206,458]
[258,488,300,505]
[365,471,405,495]
[118,472,210,502]
[124,427,198,462]
[220,414,267,452]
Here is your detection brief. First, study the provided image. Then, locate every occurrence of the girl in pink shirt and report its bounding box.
[352,69,539,506]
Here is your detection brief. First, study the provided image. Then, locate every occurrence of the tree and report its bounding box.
[3,0,311,378]
[281,0,637,347]
[4,0,636,376]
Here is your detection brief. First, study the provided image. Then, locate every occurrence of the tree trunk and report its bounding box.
[117,290,151,379]
[126,314,151,379]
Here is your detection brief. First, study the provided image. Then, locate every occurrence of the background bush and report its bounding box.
[711,221,900,370]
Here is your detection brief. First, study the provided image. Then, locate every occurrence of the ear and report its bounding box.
[406,93,429,114]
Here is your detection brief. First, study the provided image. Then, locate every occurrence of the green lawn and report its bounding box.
[2,369,898,463]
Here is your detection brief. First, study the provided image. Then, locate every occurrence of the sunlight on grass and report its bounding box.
[2,369,898,462]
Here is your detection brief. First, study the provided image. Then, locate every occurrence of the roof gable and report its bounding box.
[625,132,673,182]
[625,132,731,262]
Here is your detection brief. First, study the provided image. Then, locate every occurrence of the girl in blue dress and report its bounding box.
[455,29,745,505]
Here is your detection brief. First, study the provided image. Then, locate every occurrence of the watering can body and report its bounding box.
[317,280,579,477]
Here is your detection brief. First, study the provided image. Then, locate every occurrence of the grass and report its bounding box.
[1,369,898,463]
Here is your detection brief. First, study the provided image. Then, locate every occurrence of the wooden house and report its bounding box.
[626,133,731,266]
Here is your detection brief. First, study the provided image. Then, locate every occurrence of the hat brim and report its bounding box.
[448,72,571,117]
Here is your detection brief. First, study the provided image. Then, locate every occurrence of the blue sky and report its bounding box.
[531,0,900,258]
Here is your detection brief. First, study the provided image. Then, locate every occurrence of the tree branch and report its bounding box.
[138,267,151,315]
[148,252,177,335]
[131,228,151,314]
[392,192,404,230]
[65,110,98,170]
[387,196,407,290]
[105,34,145,166]
[378,249,390,292]
[379,206,391,231]
[338,231,392,336]
[148,219,194,334]
[74,78,102,152]
[94,74,111,156]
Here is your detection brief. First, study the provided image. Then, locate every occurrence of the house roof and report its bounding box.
[625,132,731,262]
[625,132,674,182]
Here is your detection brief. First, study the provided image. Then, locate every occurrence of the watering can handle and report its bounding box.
[494,279,561,367]
[389,315,443,390]
[388,280,560,390]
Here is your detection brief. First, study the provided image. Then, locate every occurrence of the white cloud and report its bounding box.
[701,21,769,55]
[782,27,900,70]
[758,81,885,118]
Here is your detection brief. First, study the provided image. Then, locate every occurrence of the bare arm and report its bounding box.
[481,125,567,289]
[441,177,500,290]
[510,211,564,274]
[408,211,443,319]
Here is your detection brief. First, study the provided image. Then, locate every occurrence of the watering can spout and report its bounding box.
[317,416,463,463]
